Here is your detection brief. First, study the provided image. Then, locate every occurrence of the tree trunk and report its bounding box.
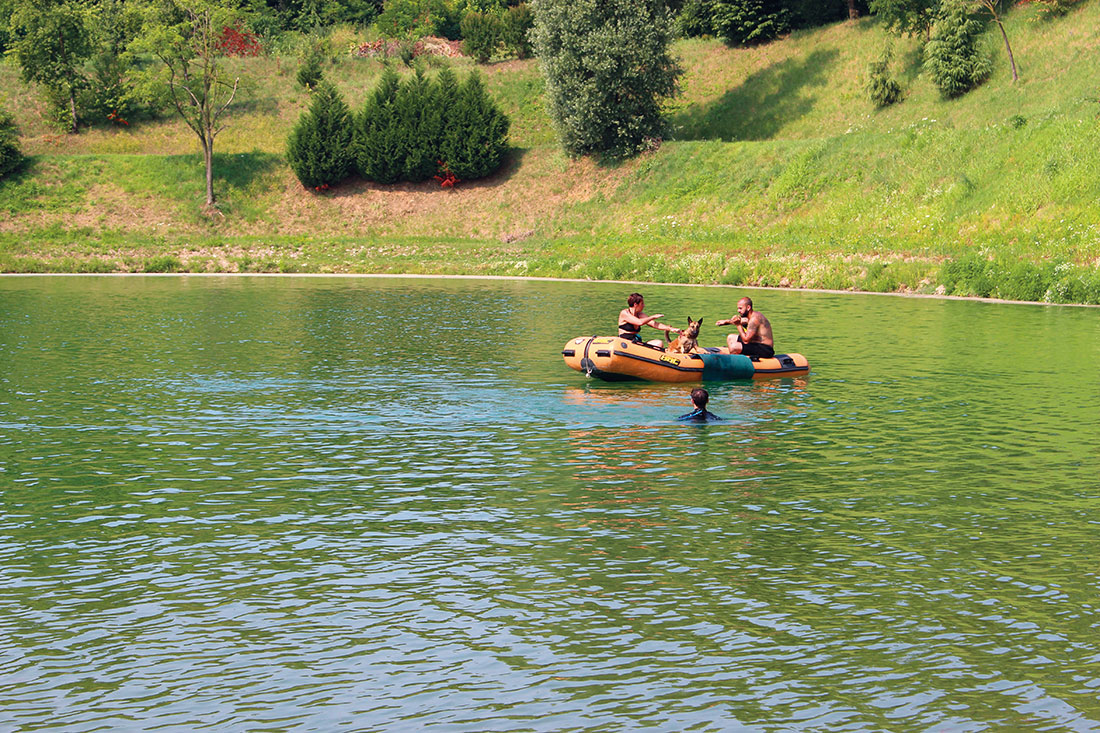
[997,20,1019,82]
[203,141,215,207]
[847,0,859,20]
[68,89,78,134]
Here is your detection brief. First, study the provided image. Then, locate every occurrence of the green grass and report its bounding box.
[2,2,1100,302]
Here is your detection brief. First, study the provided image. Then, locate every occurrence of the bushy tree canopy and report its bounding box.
[531,0,682,159]
[868,0,940,37]
[9,0,94,132]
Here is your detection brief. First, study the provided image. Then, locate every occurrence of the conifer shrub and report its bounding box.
[712,0,790,47]
[866,45,902,108]
[398,70,442,182]
[677,0,715,38]
[355,67,405,184]
[0,107,25,179]
[461,11,502,63]
[439,71,509,180]
[286,82,353,190]
[501,4,534,59]
[924,0,991,99]
[354,67,510,184]
[297,42,325,90]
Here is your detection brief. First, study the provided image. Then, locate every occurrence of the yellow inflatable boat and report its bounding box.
[562,336,810,382]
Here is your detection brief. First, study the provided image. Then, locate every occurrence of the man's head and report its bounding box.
[737,297,753,318]
[627,292,644,308]
[690,387,709,409]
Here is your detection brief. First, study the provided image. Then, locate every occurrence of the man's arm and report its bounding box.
[739,315,759,342]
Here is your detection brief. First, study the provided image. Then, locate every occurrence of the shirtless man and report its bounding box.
[716,296,775,358]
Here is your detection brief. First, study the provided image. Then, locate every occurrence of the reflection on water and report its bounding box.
[1,276,1099,731]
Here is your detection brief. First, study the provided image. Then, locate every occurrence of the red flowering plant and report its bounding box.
[216,24,264,57]
[433,160,459,188]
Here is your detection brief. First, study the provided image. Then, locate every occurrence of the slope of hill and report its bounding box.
[1,2,1099,302]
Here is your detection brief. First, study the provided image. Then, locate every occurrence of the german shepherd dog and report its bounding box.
[667,317,701,354]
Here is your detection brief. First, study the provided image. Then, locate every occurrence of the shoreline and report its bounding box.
[3,271,1096,308]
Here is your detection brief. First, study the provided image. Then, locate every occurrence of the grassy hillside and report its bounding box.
[2,2,1100,302]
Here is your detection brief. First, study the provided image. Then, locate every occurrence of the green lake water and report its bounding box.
[1,275,1099,731]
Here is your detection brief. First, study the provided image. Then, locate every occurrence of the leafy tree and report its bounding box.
[376,0,452,38]
[868,0,940,38]
[711,0,790,46]
[975,0,1017,82]
[137,0,242,208]
[259,0,381,30]
[331,0,384,26]
[924,0,990,98]
[0,105,25,179]
[531,0,682,159]
[439,70,509,180]
[286,81,353,189]
[354,66,404,183]
[455,0,507,13]
[0,0,13,53]
[9,0,94,133]
[82,0,162,125]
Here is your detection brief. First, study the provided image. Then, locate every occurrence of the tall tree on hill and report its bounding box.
[9,0,94,133]
[531,0,681,159]
[869,0,940,39]
[975,0,1018,82]
[136,0,241,209]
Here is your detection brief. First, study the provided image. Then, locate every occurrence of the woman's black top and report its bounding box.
[618,320,641,339]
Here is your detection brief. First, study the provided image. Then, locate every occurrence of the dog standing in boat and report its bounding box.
[667,317,702,354]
